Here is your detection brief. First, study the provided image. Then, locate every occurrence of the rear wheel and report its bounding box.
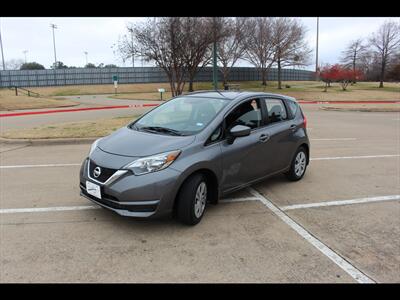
[176,174,208,225]
[285,147,308,181]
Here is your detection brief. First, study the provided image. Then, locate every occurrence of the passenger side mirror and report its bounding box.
[227,125,251,144]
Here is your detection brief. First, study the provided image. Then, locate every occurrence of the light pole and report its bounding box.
[212,17,218,90]
[84,51,88,65]
[315,17,319,81]
[23,50,28,63]
[0,19,6,70]
[50,23,58,68]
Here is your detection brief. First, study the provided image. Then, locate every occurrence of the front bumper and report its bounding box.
[80,187,159,217]
[79,156,181,218]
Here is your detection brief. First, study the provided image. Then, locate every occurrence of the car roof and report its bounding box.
[183,90,297,102]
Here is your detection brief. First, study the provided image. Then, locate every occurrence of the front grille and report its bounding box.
[88,160,117,183]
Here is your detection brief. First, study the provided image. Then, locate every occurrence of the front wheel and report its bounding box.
[176,174,208,225]
[285,147,308,181]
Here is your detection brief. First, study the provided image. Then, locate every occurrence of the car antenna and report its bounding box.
[214,89,228,98]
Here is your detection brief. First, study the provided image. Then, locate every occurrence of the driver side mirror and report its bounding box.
[227,125,251,144]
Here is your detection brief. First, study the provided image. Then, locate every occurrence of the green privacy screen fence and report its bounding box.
[0,67,315,88]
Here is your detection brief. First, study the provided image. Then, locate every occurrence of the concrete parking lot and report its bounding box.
[0,104,399,283]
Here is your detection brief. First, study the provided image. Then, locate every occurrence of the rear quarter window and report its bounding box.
[287,101,299,118]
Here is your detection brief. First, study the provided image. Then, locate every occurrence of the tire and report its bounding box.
[176,173,208,226]
[285,146,308,181]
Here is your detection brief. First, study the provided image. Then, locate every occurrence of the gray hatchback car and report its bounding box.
[80,91,310,225]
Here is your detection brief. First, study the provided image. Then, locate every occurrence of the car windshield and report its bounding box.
[130,96,230,136]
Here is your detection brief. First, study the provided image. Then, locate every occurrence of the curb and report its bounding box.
[320,107,400,113]
[299,100,400,104]
[0,103,159,118]
[0,137,97,146]
[1,103,81,112]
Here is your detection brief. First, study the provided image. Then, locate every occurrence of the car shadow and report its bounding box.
[90,173,293,230]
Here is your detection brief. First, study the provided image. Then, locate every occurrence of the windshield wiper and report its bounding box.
[138,126,184,136]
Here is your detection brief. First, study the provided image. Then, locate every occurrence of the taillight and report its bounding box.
[302,113,307,128]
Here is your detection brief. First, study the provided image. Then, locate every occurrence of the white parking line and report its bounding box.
[311,154,400,161]
[280,195,400,211]
[0,205,100,214]
[0,197,259,214]
[1,154,399,169]
[247,187,375,284]
[0,188,391,283]
[0,163,81,169]
[220,197,259,203]
[310,138,357,141]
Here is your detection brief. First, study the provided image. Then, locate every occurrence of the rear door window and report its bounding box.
[264,98,288,124]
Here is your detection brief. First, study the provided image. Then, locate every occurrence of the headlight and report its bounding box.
[123,150,181,175]
[89,138,102,157]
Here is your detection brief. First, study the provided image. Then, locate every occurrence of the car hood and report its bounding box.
[98,126,196,157]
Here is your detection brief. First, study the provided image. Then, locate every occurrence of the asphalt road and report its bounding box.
[0,105,399,283]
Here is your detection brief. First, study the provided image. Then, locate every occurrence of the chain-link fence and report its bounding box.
[0,67,315,88]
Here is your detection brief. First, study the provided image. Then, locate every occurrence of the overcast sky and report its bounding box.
[0,17,399,70]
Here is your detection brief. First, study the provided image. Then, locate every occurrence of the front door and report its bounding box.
[220,98,273,192]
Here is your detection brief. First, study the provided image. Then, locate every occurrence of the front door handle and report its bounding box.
[259,134,270,143]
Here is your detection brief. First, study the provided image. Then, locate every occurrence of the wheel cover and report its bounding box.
[194,182,207,218]
[294,151,306,177]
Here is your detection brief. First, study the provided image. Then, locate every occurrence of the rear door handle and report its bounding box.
[259,134,270,142]
[290,124,297,131]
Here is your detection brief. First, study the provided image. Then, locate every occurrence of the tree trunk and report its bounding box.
[341,80,349,91]
[379,66,385,88]
[169,82,176,97]
[188,79,194,92]
[221,63,230,89]
[223,68,228,87]
[166,74,176,97]
[277,59,282,89]
[188,68,196,92]
[352,54,356,85]
[261,68,267,86]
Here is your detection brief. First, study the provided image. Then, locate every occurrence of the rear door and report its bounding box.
[262,97,297,172]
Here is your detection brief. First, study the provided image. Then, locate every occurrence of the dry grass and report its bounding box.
[2,81,398,109]
[1,115,138,139]
[110,92,173,101]
[27,83,177,97]
[0,88,78,111]
[24,80,399,97]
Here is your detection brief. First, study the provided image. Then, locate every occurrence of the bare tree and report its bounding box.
[387,52,400,81]
[112,27,137,67]
[216,17,248,86]
[369,21,400,88]
[340,38,368,84]
[357,50,377,80]
[132,18,188,96]
[242,17,276,86]
[181,17,214,92]
[272,18,311,89]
